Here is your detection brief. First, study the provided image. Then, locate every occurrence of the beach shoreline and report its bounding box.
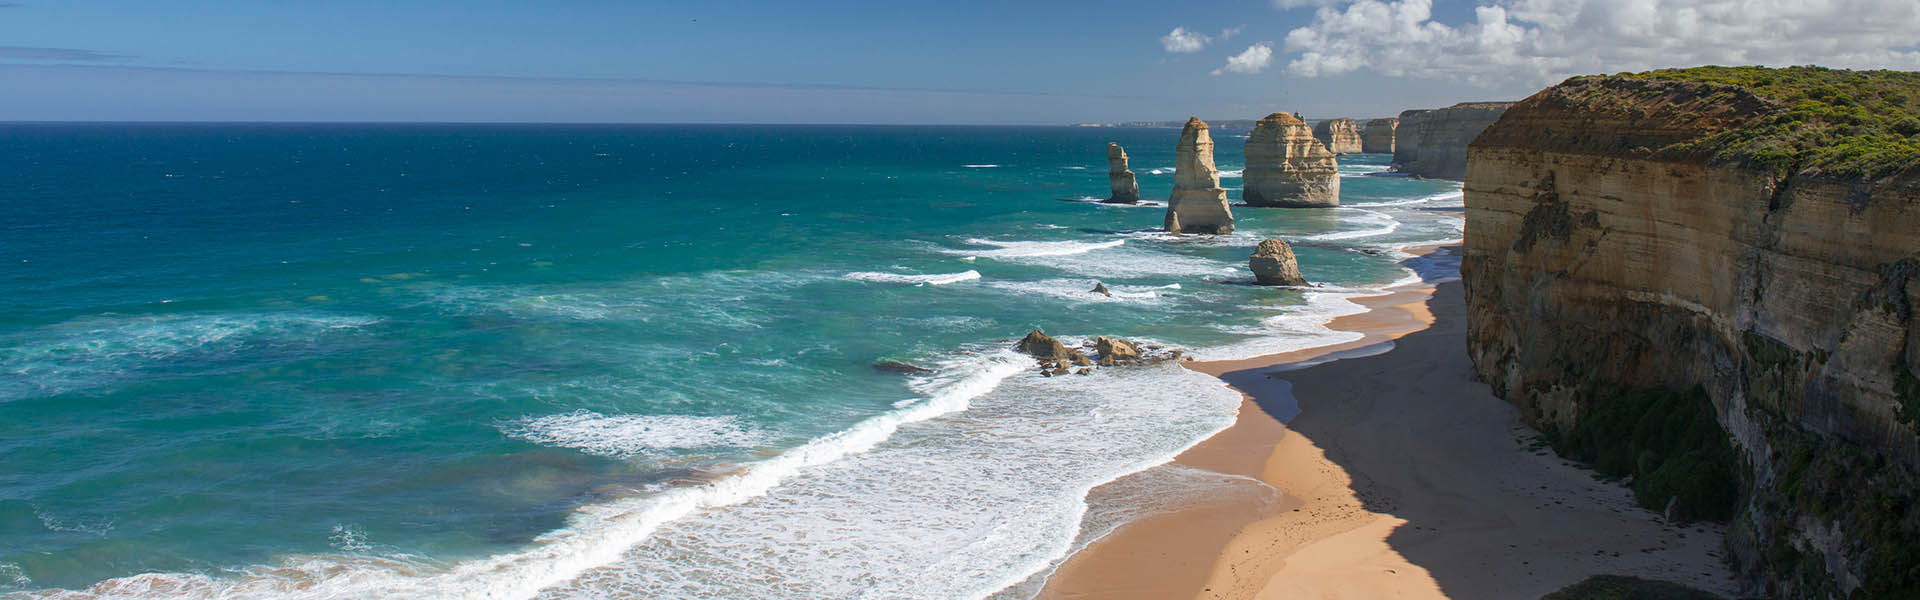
[1034,244,1741,600]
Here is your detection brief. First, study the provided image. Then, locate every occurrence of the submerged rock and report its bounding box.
[1243,112,1341,208]
[1249,238,1309,286]
[871,360,935,376]
[1312,118,1365,154]
[1103,143,1140,204]
[1163,117,1234,234]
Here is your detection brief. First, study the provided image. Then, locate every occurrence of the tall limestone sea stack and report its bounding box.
[1462,66,1920,597]
[1361,117,1397,153]
[1163,117,1234,234]
[1242,112,1340,208]
[1103,143,1139,204]
[1394,102,1513,179]
[1311,118,1364,154]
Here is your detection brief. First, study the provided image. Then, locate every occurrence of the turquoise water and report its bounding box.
[0,123,1461,598]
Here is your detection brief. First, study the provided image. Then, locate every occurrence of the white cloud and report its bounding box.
[1281,0,1920,87]
[1213,43,1275,75]
[1161,27,1212,53]
[1219,25,1246,41]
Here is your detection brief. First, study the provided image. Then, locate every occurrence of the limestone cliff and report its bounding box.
[1361,118,1397,154]
[1104,143,1139,204]
[1312,118,1363,155]
[1462,67,1920,598]
[1395,102,1512,179]
[1164,117,1234,234]
[1243,112,1340,208]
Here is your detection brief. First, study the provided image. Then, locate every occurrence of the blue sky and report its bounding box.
[2,0,1915,123]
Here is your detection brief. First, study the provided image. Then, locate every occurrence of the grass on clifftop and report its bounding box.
[1609,66,1920,178]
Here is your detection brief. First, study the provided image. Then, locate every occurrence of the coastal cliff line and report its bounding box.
[1462,66,1920,598]
[1397,102,1512,179]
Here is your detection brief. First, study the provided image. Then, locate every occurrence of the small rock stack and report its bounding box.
[1163,117,1235,234]
[1103,143,1139,204]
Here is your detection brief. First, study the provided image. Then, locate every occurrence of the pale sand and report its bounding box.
[1037,276,1742,599]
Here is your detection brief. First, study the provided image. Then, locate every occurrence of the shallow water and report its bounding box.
[0,123,1461,598]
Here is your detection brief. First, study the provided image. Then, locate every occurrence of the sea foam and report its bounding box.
[503,412,773,459]
[843,270,982,286]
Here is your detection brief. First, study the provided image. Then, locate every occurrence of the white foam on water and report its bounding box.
[536,358,1244,600]
[1338,163,1392,175]
[938,238,1125,259]
[1217,168,1242,178]
[843,270,983,286]
[984,279,1182,304]
[503,412,774,459]
[962,164,1000,168]
[1301,208,1401,241]
[1060,166,1088,170]
[19,351,1031,600]
[0,312,381,400]
[1194,289,1380,361]
[1,563,29,588]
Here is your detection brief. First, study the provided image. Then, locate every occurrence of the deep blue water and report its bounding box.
[0,123,1461,599]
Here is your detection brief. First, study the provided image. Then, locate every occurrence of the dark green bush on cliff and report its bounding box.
[1552,387,1741,521]
[1541,575,1725,600]
[1607,66,1920,178]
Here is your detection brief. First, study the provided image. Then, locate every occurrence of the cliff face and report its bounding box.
[1311,118,1364,155]
[1105,142,1139,204]
[1396,102,1512,179]
[1463,71,1920,597]
[1361,118,1397,154]
[1165,117,1234,234]
[1243,112,1340,208]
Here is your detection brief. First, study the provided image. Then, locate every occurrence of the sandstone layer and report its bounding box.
[1311,118,1364,155]
[1164,117,1234,234]
[1242,112,1340,208]
[1361,117,1397,154]
[1249,238,1308,286]
[1104,142,1139,204]
[1462,71,1920,597]
[1395,102,1512,179]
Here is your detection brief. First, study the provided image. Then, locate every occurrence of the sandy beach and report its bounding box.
[1038,249,1742,599]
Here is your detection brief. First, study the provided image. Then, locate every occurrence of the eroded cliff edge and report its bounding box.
[1463,67,1920,598]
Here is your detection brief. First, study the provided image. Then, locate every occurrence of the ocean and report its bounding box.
[0,123,1462,598]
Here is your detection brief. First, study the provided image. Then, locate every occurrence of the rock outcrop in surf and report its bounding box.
[1103,143,1140,204]
[1249,238,1308,286]
[1312,118,1364,155]
[1163,117,1234,234]
[1243,112,1340,208]
[1362,118,1397,154]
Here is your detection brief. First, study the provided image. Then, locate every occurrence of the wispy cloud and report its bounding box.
[0,46,126,61]
[1213,43,1274,75]
[1219,25,1246,41]
[1160,27,1212,53]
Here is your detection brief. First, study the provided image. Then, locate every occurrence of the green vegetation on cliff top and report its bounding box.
[1601,66,1920,178]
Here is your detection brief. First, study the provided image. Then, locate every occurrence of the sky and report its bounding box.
[1,0,1917,124]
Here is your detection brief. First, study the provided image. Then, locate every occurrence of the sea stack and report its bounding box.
[1361,118,1397,153]
[1163,117,1234,234]
[1311,118,1364,154]
[1103,143,1139,204]
[1248,239,1307,286]
[1243,112,1340,208]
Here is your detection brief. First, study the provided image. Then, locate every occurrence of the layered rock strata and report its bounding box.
[1361,118,1397,154]
[1463,70,1920,597]
[1103,143,1139,204]
[1311,117,1364,154]
[1242,112,1340,208]
[1395,102,1512,179]
[1249,238,1308,286]
[1163,117,1234,234]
